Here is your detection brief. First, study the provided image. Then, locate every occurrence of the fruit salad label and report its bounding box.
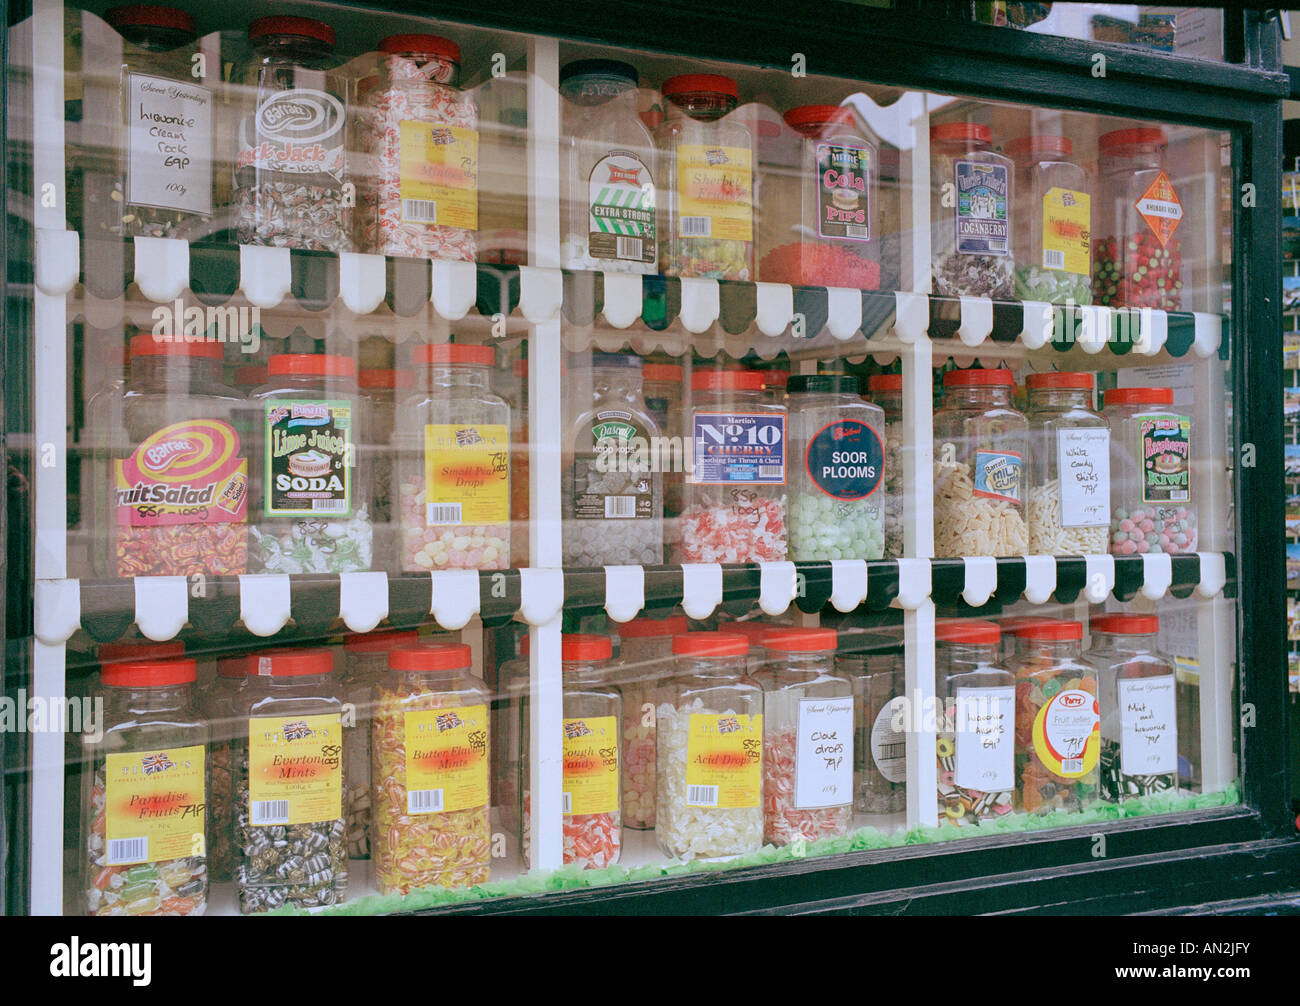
[562,716,619,816]
[264,400,353,517]
[1135,170,1183,247]
[1032,689,1101,779]
[404,704,489,815]
[398,121,479,230]
[1138,413,1191,504]
[691,412,785,485]
[423,423,510,526]
[247,713,343,826]
[126,73,213,216]
[815,142,871,242]
[1042,186,1090,274]
[105,746,206,865]
[953,160,1009,256]
[684,712,762,809]
[805,419,884,499]
[676,144,753,243]
[115,419,247,528]
[973,449,1022,503]
[587,150,656,265]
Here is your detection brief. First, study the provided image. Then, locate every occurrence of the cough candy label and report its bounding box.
[805,419,884,499]
[1138,413,1191,504]
[676,144,753,242]
[397,121,479,229]
[684,712,762,809]
[1031,689,1101,779]
[423,423,509,526]
[562,716,620,816]
[248,713,343,826]
[954,160,1009,256]
[973,449,1022,503]
[104,745,206,865]
[264,400,353,517]
[588,150,656,264]
[691,412,785,485]
[404,704,489,815]
[239,88,346,183]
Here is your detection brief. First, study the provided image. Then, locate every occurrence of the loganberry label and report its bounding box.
[115,419,247,527]
[562,716,619,816]
[1031,688,1101,779]
[247,713,343,826]
[692,412,785,485]
[104,746,206,866]
[815,143,871,241]
[1135,170,1183,248]
[588,150,656,264]
[805,419,884,499]
[404,704,489,815]
[264,400,353,517]
[1138,413,1191,504]
[954,160,1009,256]
[237,88,346,184]
[973,450,1022,503]
[398,121,479,230]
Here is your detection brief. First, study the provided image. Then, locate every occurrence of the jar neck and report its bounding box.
[130,356,223,385]
[1020,639,1081,662]
[874,391,902,418]
[1028,388,1095,410]
[120,25,195,51]
[939,640,1001,669]
[620,637,673,661]
[397,667,468,689]
[935,138,990,156]
[380,53,461,88]
[677,654,746,677]
[250,671,336,690]
[1092,631,1157,654]
[563,659,608,683]
[562,78,636,106]
[254,35,336,67]
[425,364,491,391]
[584,367,643,400]
[1101,149,1164,173]
[944,386,1012,407]
[666,92,736,122]
[765,649,833,672]
[105,682,194,712]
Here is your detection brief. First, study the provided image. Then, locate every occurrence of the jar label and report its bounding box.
[397,121,479,230]
[562,716,620,816]
[238,88,346,184]
[1055,427,1110,527]
[794,696,853,809]
[1041,186,1090,275]
[587,150,656,264]
[104,745,206,866]
[572,412,655,520]
[1118,676,1178,776]
[676,144,753,242]
[973,450,1022,503]
[691,412,786,484]
[125,73,213,217]
[685,712,762,809]
[870,696,907,784]
[423,423,510,525]
[815,142,871,241]
[264,401,353,517]
[1138,414,1191,504]
[953,160,1009,256]
[952,686,1014,792]
[247,714,343,826]
[1135,170,1183,248]
[805,419,884,499]
[1031,688,1101,779]
[403,704,489,814]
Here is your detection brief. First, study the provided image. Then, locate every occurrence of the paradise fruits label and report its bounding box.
[248,714,343,826]
[404,704,489,815]
[114,419,247,528]
[105,745,206,865]
[1031,689,1101,779]
[1135,170,1183,247]
[562,716,619,816]
[685,712,762,809]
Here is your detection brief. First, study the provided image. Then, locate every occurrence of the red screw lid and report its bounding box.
[414,344,495,367]
[1104,387,1174,407]
[102,657,197,688]
[1099,127,1167,152]
[642,363,684,383]
[344,629,420,654]
[248,16,335,47]
[721,621,772,649]
[249,648,335,677]
[1004,134,1073,159]
[868,374,902,392]
[1090,614,1160,635]
[999,616,1061,636]
[563,634,613,663]
[672,631,749,657]
[1017,620,1083,642]
[761,626,839,653]
[930,122,991,144]
[619,615,690,639]
[943,368,1015,389]
[692,369,765,392]
[216,653,252,679]
[130,334,224,360]
[378,34,461,64]
[267,354,356,379]
[106,4,195,32]
[357,368,416,390]
[99,639,186,664]
[1026,371,1095,391]
[661,74,739,99]
[389,642,473,672]
[935,619,1001,646]
[783,104,854,133]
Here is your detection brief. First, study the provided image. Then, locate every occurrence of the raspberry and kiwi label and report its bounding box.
[588,150,656,264]
[1031,689,1100,779]
[1138,414,1191,504]
[1134,171,1182,248]
[815,142,871,241]
[954,160,1009,256]
[114,419,247,527]
[264,400,352,517]
[804,419,884,499]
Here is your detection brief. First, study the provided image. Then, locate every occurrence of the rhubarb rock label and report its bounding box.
[114,419,247,528]
[264,400,353,516]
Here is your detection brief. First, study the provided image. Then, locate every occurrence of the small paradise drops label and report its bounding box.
[105,745,206,865]
[685,713,762,809]
[248,713,342,825]
[404,704,489,814]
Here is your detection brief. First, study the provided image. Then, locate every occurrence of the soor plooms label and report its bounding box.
[562,716,619,816]
[398,121,479,230]
[1042,186,1090,275]
[685,712,762,809]
[105,745,206,866]
[676,144,753,242]
[248,713,343,825]
[1032,689,1100,779]
[423,423,510,526]
[404,704,489,815]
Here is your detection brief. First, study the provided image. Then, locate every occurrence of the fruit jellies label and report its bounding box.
[588,151,656,265]
[562,716,619,816]
[247,713,343,825]
[676,144,753,241]
[105,745,206,866]
[953,160,1009,256]
[404,705,489,814]
[264,401,353,516]
[691,413,786,484]
[397,121,479,229]
[685,713,763,809]
[423,423,510,526]
[815,142,871,241]
[126,74,214,217]
[1031,689,1100,779]
[953,686,1014,792]
[1042,186,1090,274]
[573,413,655,519]
[1138,414,1191,504]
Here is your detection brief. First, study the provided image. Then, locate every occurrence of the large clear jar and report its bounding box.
[372,643,492,893]
[613,613,688,829]
[1025,372,1111,555]
[508,358,531,564]
[930,122,1014,299]
[759,105,880,289]
[680,370,787,563]
[1103,387,1196,555]
[202,652,249,884]
[249,354,373,573]
[562,353,664,566]
[935,620,1015,825]
[642,363,684,528]
[997,614,1058,665]
[84,657,208,916]
[99,335,248,578]
[787,375,887,561]
[753,627,854,845]
[493,631,529,835]
[234,17,352,252]
[724,618,772,675]
[560,59,657,272]
[836,631,906,815]
[341,628,418,860]
[1086,614,1179,802]
[1005,134,1092,305]
[656,632,763,860]
[1009,620,1100,814]
[396,344,510,573]
[867,373,904,559]
[357,34,478,260]
[521,635,622,869]
[655,74,754,280]
[933,368,1029,557]
[1092,128,1183,310]
[234,648,347,913]
[359,367,414,570]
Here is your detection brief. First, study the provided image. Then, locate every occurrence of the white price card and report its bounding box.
[795,696,854,809]
[1057,427,1110,528]
[954,686,1015,792]
[1119,676,1178,775]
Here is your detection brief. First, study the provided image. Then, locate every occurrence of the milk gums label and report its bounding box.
[973,450,1022,503]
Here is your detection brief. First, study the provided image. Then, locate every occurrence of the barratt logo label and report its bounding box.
[256,89,344,142]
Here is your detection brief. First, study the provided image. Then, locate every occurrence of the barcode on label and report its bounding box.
[312,499,347,513]
[758,465,784,479]
[679,216,711,237]
[562,792,572,814]
[408,789,444,814]
[686,784,718,807]
[1043,249,1066,270]
[251,799,290,825]
[427,503,463,525]
[616,236,643,260]
[987,239,1008,253]
[845,224,869,239]
[107,837,147,865]
[1170,491,1189,502]
[604,496,635,518]
[402,198,438,223]
[1062,758,1082,775]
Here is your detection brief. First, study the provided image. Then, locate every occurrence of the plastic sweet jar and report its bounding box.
[1103,387,1196,555]
[560,59,657,272]
[752,627,853,846]
[836,631,906,815]
[642,362,684,525]
[493,631,529,835]
[358,367,414,567]
[520,635,622,869]
[562,353,664,566]
[233,648,347,913]
[1024,372,1110,556]
[725,619,773,676]
[340,628,418,860]
[997,615,1059,666]
[935,619,1015,825]
[100,335,248,578]
[1092,128,1183,310]
[788,374,887,561]
[929,123,1014,299]
[372,642,492,894]
[1086,614,1179,802]
[508,358,531,564]
[656,632,763,860]
[83,656,208,916]
[1009,620,1100,814]
[613,613,689,830]
[655,74,754,280]
[249,354,373,573]
[234,16,352,252]
[357,33,478,260]
[932,368,1029,558]
[867,373,904,559]
[759,105,880,289]
[1005,135,1092,306]
[680,370,787,563]
[396,344,510,573]
[202,652,249,884]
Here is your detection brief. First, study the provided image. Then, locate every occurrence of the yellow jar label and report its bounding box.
[1031,689,1100,778]
[404,704,490,814]
[685,712,762,809]
[1041,187,1091,275]
[676,144,753,243]
[423,423,510,526]
[248,714,342,825]
[563,716,619,816]
[105,745,206,865]
[398,121,479,230]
